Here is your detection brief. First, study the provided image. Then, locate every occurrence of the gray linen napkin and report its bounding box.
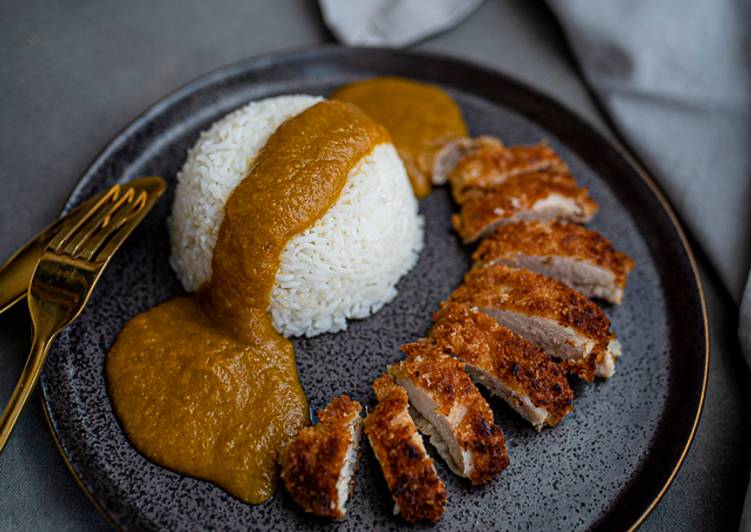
[319,0,751,528]
[319,0,482,47]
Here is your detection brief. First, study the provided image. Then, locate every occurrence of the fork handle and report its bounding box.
[0,327,56,452]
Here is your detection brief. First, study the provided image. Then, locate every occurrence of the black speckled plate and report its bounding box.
[39,47,707,531]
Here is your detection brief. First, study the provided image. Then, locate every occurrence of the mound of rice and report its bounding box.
[170,95,424,337]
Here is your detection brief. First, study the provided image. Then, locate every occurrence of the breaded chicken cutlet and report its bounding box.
[390,342,509,485]
[281,395,363,520]
[432,136,568,192]
[430,302,573,429]
[449,264,621,380]
[450,139,569,199]
[473,220,634,304]
[365,375,447,523]
[451,171,598,243]
[432,136,505,185]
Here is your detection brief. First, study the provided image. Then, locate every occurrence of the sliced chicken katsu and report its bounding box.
[473,221,634,304]
[432,136,568,192]
[432,136,504,185]
[390,342,509,485]
[451,140,569,199]
[364,375,447,523]
[451,171,598,243]
[281,395,363,520]
[449,264,621,380]
[430,302,573,429]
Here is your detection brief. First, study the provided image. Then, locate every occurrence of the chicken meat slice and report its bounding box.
[430,302,573,429]
[449,264,621,381]
[473,220,634,304]
[364,375,447,523]
[390,342,509,485]
[432,136,505,185]
[451,171,598,243]
[451,140,569,199]
[432,136,568,192]
[281,395,363,520]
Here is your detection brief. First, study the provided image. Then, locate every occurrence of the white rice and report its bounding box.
[169,95,424,337]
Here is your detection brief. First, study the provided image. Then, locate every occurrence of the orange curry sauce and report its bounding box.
[106,101,389,504]
[333,76,467,198]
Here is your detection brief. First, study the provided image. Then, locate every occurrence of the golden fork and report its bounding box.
[0,176,166,452]
[0,195,99,315]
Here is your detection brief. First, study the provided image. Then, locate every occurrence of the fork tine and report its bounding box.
[77,191,148,262]
[62,187,136,258]
[48,185,122,252]
[57,177,165,261]
[94,186,163,263]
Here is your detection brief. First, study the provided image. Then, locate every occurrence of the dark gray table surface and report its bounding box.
[1,1,749,530]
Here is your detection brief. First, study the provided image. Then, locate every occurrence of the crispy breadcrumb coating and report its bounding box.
[473,220,633,290]
[450,264,619,381]
[451,172,598,243]
[281,395,362,520]
[430,302,573,427]
[449,140,568,198]
[365,375,447,523]
[392,343,509,485]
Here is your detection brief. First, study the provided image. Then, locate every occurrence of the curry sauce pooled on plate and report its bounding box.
[106,100,389,504]
[333,76,468,198]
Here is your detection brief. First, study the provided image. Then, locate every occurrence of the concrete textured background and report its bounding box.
[0,1,749,530]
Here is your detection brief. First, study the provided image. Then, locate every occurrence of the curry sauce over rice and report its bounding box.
[106,101,389,503]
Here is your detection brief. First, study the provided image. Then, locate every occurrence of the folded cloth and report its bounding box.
[319,0,482,47]
[320,1,751,527]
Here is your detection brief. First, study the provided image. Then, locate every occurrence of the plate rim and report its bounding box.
[37,44,709,531]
